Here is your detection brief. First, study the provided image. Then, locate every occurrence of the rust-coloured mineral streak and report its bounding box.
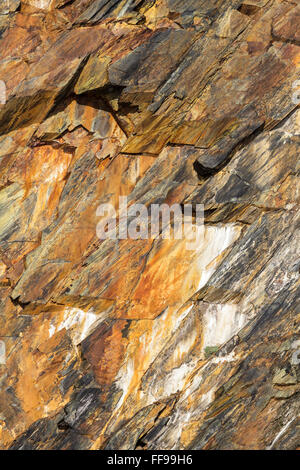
[0,0,299,450]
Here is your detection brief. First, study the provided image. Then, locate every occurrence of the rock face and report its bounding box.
[0,0,299,450]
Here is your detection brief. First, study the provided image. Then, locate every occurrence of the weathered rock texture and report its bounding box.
[0,0,299,450]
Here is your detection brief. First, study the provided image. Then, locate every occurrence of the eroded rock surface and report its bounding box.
[0,0,299,450]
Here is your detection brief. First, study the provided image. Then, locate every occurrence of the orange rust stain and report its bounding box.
[181,421,204,448]
[233,398,281,449]
[0,309,78,448]
[83,320,128,389]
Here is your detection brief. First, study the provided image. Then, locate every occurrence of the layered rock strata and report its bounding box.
[0,0,299,450]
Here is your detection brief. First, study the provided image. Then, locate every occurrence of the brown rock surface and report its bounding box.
[0,0,299,450]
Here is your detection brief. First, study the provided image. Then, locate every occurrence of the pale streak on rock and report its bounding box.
[201,303,248,352]
[48,307,101,346]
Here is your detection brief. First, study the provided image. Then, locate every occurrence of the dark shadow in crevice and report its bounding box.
[10,295,31,309]
[57,419,71,431]
[193,160,217,179]
[134,436,148,450]
[76,85,139,137]
[193,122,265,181]
[238,4,261,16]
